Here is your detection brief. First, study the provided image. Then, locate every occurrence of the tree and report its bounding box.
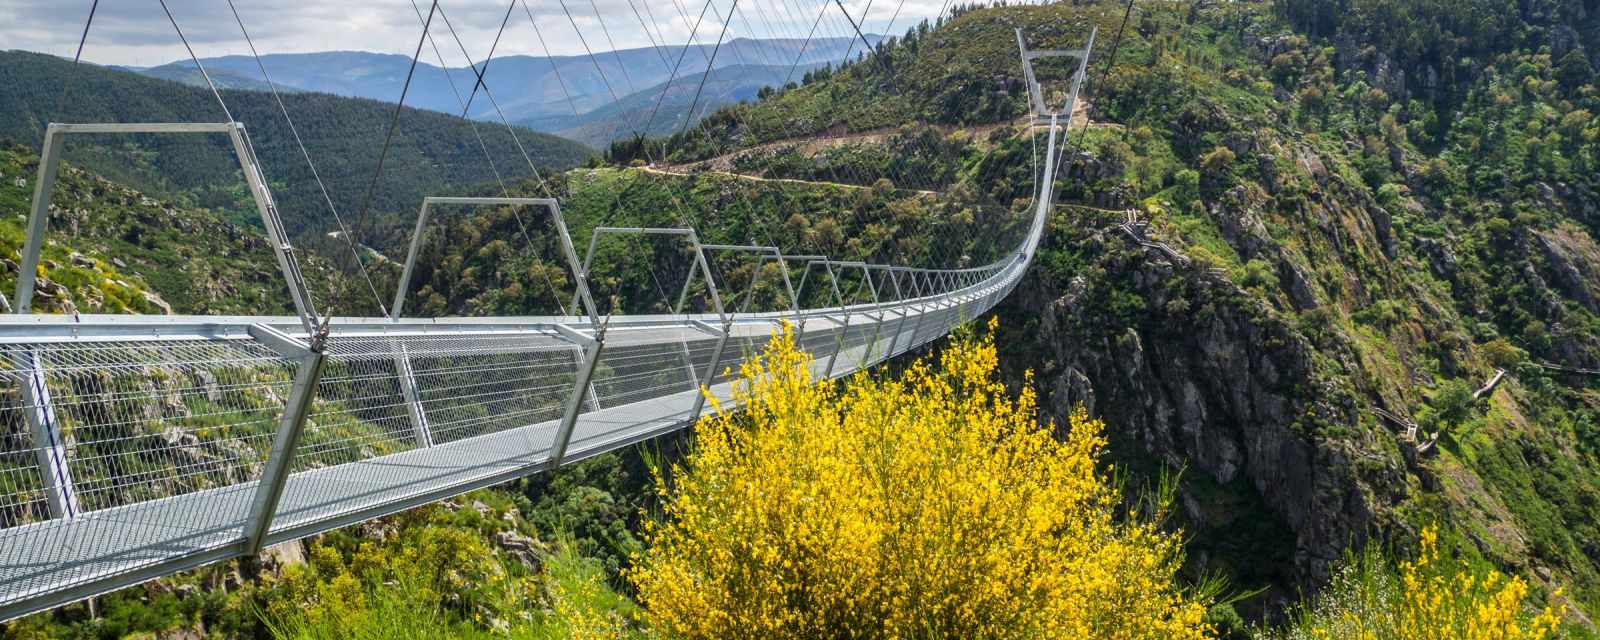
[631,322,1211,639]
[1419,378,1476,437]
[1200,145,1237,176]
[1556,50,1594,90]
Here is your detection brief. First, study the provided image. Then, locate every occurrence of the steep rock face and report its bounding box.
[999,225,1408,588]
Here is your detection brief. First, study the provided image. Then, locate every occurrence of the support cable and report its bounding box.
[50,0,99,124]
[423,2,572,316]
[157,0,234,123]
[521,0,582,118]
[781,0,829,87]
[459,0,520,118]
[225,0,388,316]
[555,0,633,143]
[409,0,511,194]
[678,0,740,139]
[352,0,437,265]
[1074,0,1135,150]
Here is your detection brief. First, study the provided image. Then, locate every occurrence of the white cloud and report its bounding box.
[1,0,945,69]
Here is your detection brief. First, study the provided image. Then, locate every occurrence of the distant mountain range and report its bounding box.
[521,63,817,147]
[133,36,881,146]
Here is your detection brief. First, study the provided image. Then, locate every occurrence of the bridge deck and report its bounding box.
[0,314,928,616]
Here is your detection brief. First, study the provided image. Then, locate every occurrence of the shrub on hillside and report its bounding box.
[630,320,1211,639]
[1267,526,1564,640]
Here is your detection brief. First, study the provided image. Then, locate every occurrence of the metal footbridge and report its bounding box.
[0,28,1091,622]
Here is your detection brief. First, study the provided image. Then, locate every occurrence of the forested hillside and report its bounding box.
[619,0,1600,629]
[517,63,825,147]
[0,50,593,238]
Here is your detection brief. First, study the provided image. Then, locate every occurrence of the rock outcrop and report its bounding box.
[1000,225,1409,590]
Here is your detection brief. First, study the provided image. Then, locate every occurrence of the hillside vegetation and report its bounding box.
[603,0,1600,631]
[0,50,593,237]
[0,142,342,316]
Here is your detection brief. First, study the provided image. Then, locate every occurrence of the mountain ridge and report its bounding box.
[134,36,884,143]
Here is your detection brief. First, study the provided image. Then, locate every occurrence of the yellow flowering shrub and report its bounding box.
[630,321,1211,639]
[1270,526,1565,640]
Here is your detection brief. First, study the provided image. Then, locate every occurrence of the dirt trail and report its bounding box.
[645,100,1111,195]
[638,165,942,196]
[672,99,1105,173]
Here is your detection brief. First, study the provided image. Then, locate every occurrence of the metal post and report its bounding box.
[391,199,435,319]
[689,320,732,421]
[773,252,800,335]
[684,234,730,419]
[819,261,852,379]
[546,201,601,325]
[905,269,931,350]
[16,123,284,318]
[861,265,888,366]
[227,125,320,335]
[15,126,64,313]
[393,340,433,448]
[392,197,600,324]
[388,201,436,448]
[16,348,78,519]
[548,322,605,470]
[243,324,324,554]
[884,269,910,356]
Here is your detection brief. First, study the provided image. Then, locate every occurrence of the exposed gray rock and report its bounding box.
[258,540,307,574]
[1002,234,1405,587]
[141,290,173,315]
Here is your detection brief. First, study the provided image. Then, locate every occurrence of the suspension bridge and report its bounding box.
[0,0,1101,622]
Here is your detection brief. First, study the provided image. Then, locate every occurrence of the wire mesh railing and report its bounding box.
[0,252,1020,621]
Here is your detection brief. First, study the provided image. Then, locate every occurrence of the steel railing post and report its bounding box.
[884,269,910,356]
[906,269,932,350]
[15,348,78,519]
[243,324,325,554]
[15,126,64,313]
[548,323,605,470]
[690,320,732,421]
[393,340,433,448]
[819,261,852,379]
[227,125,320,335]
[862,265,888,366]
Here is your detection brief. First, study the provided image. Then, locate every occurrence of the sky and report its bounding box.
[0,0,946,69]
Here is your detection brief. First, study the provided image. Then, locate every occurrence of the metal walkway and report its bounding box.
[0,28,1090,625]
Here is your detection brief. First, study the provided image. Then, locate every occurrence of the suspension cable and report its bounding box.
[555,0,633,143]
[50,0,99,125]
[156,0,233,123]
[517,2,581,119]
[408,0,510,194]
[459,0,519,118]
[225,0,388,316]
[639,0,715,147]
[1075,0,1136,150]
[680,0,739,139]
[350,0,437,304]
[425,2,572,316]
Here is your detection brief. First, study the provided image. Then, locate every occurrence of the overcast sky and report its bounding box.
[1,0,943,69]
